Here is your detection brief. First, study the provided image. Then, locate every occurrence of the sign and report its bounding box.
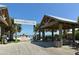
[14,19,36,25]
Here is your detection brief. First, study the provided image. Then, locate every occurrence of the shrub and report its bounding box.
[75,30,79,40]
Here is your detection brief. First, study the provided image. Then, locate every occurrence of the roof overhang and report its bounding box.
[0,5,12,26]
[39,15,79,30]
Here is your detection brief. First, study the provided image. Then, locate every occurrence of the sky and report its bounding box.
[1,3,79,35]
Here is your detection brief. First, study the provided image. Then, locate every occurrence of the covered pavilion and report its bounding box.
[36,15,79,47]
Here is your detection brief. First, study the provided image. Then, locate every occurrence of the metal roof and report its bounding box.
[47,15,77,23]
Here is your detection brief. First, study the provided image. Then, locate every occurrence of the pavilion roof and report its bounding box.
[47,15,77,23]
[39,15,79,30]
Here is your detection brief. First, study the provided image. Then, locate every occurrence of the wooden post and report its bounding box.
[63,29,67,38]
[72,27,75,43]
[15,25,18,42]
[1,27,3,44]
[38,30,41,40]
[42,30,45,41]
[52,30,54,41]
[1,27,4,44]
[59,24,63,47]
[0,26,1,38]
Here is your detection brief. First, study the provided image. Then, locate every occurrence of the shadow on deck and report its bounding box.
[31,41,54,48]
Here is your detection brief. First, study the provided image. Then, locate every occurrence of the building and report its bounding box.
[0,5,12,43]
[35,15,79,47]
[0,5,35,43]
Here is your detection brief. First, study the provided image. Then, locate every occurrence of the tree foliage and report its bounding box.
[75,29,79,40]
[9,18,22,33]
[77,16,79,23]
[34,23,40,32]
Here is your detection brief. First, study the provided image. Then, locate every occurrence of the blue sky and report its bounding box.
[1,3,79,35]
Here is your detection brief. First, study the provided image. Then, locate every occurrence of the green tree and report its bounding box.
[75,29,79,40]
[34,23,40,32]
[33,23,40,40]
[16,24,21,32]
[77,16,79,23]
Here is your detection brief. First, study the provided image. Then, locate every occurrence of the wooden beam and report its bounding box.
[40,21,58,29]
[59,24,63,47]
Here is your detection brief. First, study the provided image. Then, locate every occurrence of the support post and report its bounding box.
[59,24,63,47]
[42,30,45,41]
[0,26,1,38]
[38,30,41,40]
[15,25,18,42]
[63,29,67,38]
[1,27,4,44]
[51,30,54,41]
[72,27,75,45]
